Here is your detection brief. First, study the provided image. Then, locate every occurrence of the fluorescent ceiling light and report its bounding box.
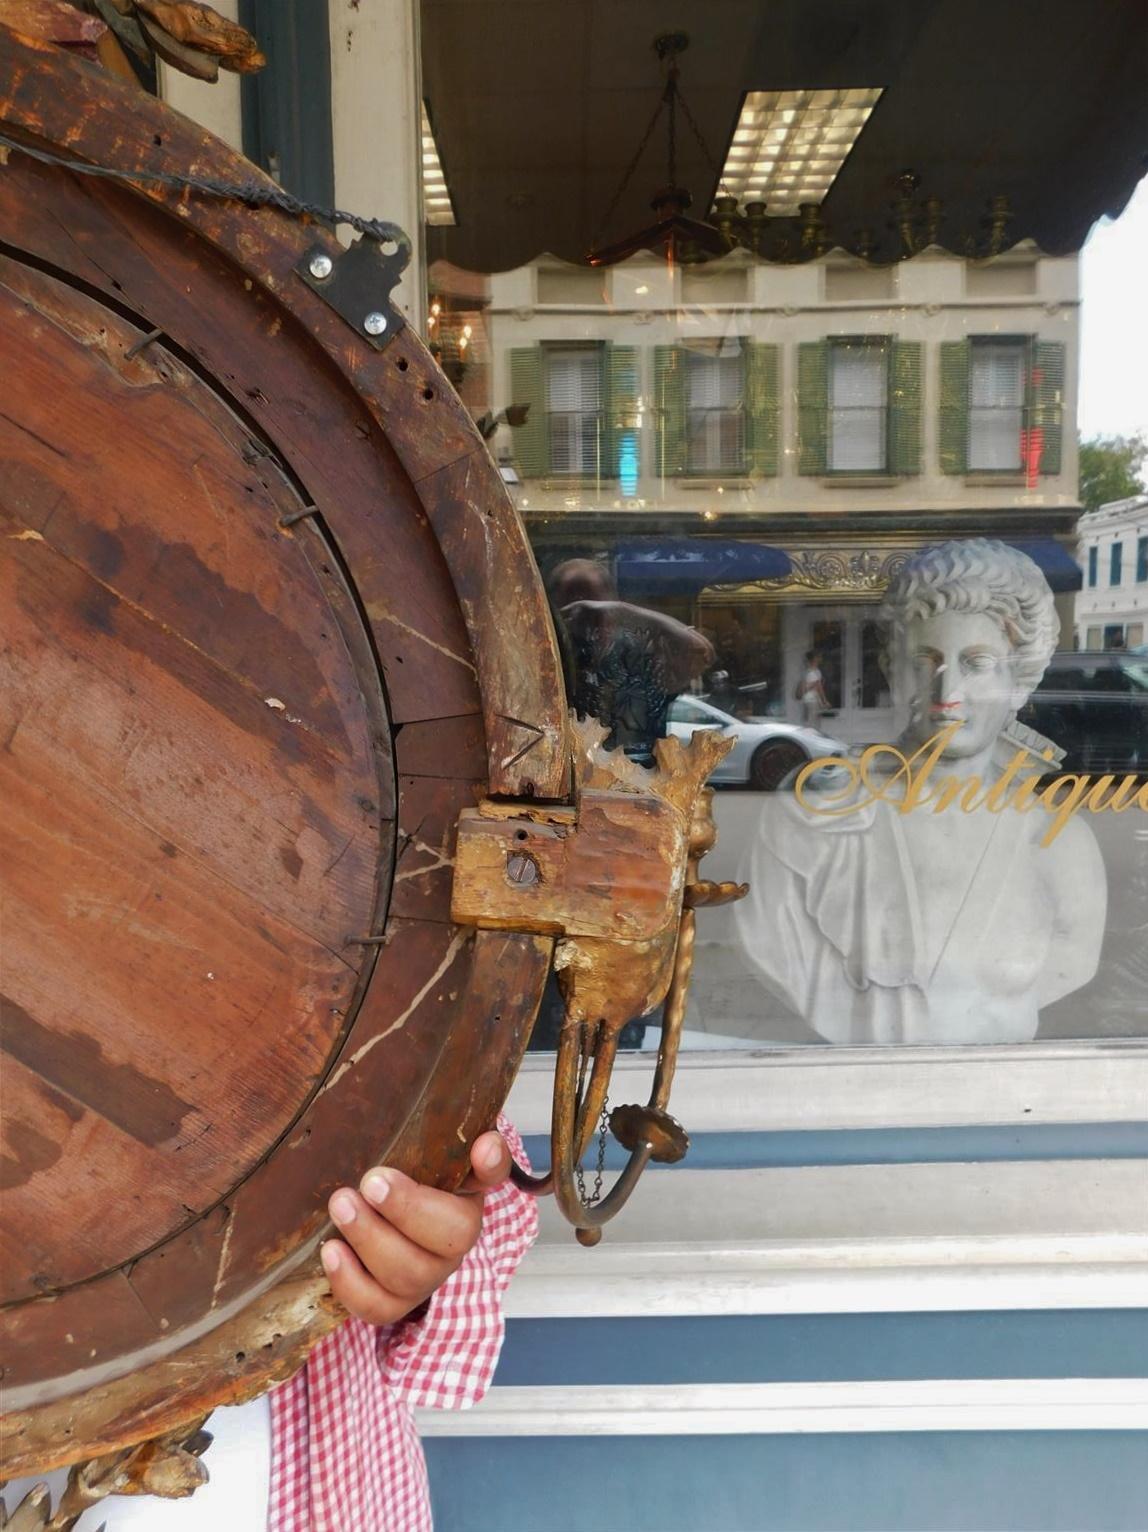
[421,101,456,227]
[717,88,883,215]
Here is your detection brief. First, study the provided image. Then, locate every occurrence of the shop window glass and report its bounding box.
[420,2,1148,1058]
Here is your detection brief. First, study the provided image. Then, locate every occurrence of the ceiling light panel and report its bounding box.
[718,88,883,215]
[421,101,456,227]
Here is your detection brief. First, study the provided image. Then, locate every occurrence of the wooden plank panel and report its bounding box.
[0,1053,216,1302]
[390,775,481,924]
[0,257,372,771]
[2,534,381,950]
[145,917,475,1320]
[0,169,485,728]
[395,714,488,780]
[0,757,355,1292]
[407,450,568,796]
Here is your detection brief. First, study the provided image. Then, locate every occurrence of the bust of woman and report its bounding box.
[734,539,1107,1046]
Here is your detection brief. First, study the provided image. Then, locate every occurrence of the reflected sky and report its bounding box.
[1079,176,1148,440]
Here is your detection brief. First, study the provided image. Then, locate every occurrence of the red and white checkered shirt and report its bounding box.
[266,1119,537,1532]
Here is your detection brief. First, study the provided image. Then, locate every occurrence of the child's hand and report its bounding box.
[319,1131,514,1325]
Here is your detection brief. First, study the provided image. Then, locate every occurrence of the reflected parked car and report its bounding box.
[1018,651,1148,775]
[666,695,845,790]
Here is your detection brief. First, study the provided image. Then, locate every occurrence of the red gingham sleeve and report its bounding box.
[377,1115,537,1411]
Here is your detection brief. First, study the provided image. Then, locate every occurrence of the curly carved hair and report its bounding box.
[880,539,1059,694]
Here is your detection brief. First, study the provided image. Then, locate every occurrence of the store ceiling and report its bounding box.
[420,0,1148,273]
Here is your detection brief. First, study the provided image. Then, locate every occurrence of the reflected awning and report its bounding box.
[614,538,791,595]
[1006,539,1083,593]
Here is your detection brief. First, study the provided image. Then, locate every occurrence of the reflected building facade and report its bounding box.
[433,244,1082,746]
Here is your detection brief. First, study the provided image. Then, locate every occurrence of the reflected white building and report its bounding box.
[1074,493,1148,649]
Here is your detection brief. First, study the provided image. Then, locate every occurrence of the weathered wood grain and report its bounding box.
[0,0,104,45]
[390,775,483,925]
[0,150,485,731]
[0,637,373,1301]
[0,32,570,794]
[0,255,381,775]
[452,792,684,941]
[393,714,488,781]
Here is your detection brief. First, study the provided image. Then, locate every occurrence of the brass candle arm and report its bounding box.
[452,720,748,1242]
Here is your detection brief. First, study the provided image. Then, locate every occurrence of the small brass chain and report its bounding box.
[574,1096,610,1208]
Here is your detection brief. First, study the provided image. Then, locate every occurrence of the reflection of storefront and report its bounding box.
[697,546,914,740]
[794,604,892,741]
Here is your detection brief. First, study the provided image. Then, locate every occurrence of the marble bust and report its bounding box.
[734,539,1107,1045]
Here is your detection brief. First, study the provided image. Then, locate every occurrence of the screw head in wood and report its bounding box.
[505,851,539,887]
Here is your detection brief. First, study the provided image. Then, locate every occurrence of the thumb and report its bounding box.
[460,1129,512,1193]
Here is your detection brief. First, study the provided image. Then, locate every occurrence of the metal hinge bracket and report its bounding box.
[296,234,408,349]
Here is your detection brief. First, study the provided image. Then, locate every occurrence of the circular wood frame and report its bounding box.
[0,29,569,1473]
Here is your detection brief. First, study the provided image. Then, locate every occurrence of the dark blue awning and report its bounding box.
[614,538,791,595]
[1005,539,1083,593]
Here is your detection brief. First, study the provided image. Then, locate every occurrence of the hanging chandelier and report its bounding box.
[587,35,1018,268]
[587,33,735,267]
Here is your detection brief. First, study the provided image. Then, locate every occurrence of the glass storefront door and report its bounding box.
[795,604,895,744]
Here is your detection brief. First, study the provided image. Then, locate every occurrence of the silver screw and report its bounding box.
[308,253,333,280]
[506,851,539,887]
[363,311,388,337]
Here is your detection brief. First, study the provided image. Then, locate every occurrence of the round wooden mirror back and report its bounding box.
[0,26,568,1473]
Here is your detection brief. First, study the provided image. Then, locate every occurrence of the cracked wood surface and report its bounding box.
[0,28,563,1474]
[0,257,388,1306]
[0,22,570,797]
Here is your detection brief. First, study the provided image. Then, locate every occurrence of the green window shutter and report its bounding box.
[602,343,640,478]
[654,345,687,478]
[888,340,922,476]
[1032,340,1066,475]
[797,340,828,475]
[743,341,780,477]
[509,346,547,478]
[938,340,970,475]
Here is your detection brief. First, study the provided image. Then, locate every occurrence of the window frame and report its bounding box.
[825,334,891,476]
[543,341,604,479]
[682,342,749,479]
[1088,546,1098,587]
[965,333,1030,475]
[510,1042,1148,1137]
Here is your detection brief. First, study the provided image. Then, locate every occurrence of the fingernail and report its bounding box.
[479,1139,503,1170]
[320,1242,341,1274]
[330,1191,357,1226]
[363,1170,391,1206]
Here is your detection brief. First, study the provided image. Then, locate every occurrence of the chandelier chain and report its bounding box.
[675,87,735,205]
[588,90,668,256]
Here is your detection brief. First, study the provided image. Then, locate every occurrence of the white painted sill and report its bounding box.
[507,1041,1148,1136]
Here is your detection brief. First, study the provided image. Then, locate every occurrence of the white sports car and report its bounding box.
[665,695,844,790]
